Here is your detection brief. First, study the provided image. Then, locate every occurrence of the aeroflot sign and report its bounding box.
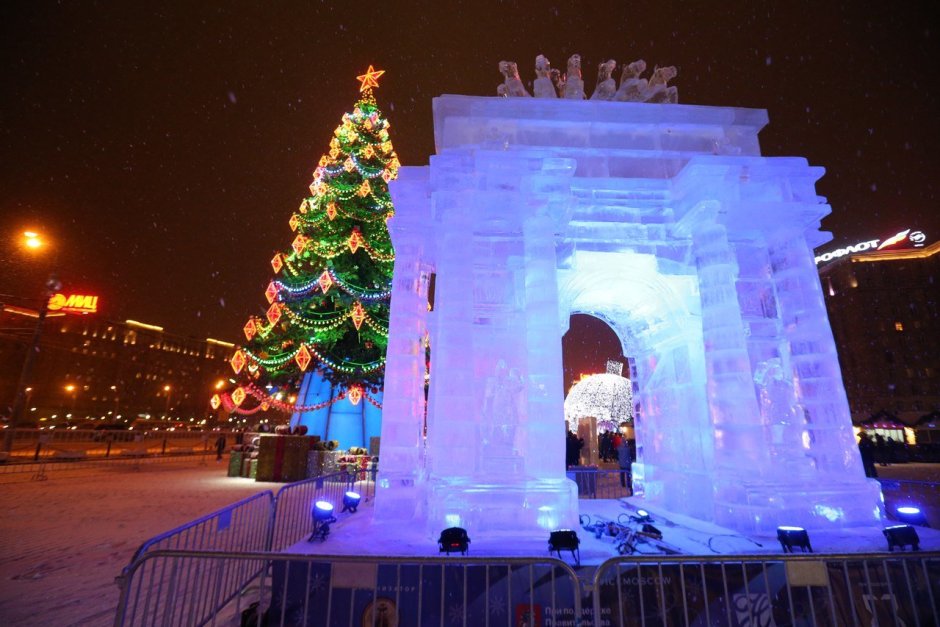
[815,228,927,265]
[47,293,99,314]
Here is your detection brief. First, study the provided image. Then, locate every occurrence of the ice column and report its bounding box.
[375,167,432,523]
[733,240,815,481]
[693,221,773,526]
[768,234,861,472]
[768,233,882,522]
[521,212,566,478]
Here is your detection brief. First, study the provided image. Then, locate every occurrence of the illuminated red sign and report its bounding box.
[47,293,99,314]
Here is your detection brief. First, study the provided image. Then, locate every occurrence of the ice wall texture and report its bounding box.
[381,95,882,537]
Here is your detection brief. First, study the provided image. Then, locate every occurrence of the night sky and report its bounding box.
[2,2,938,380]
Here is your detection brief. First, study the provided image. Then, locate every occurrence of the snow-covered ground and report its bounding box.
[2,461,938,626]
[0,460,276,626]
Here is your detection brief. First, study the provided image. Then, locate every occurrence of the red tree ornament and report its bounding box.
[230,350,247,374]
[350,301,366,330]
[295,344,312,371]
[266,302,282,326]
[231,387,246,407]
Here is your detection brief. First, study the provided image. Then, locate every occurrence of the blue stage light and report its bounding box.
[308,500,337,542]
[438,527,470,555]
[548,529,580,565]
[883,524,920,551]
[342,491,361,513]
[314,500,334,520]
[632,509,653,523]
[895,506,929,527]
[777,526,812,553]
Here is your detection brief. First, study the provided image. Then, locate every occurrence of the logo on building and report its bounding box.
[47,293,99,314]
[815,228,927,265]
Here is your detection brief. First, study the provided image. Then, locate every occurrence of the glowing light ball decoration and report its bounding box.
[564,373,634,434]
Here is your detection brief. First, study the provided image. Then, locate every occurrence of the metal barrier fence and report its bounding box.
[592,552,940,626]
[1,427,217,462]
[270,468,378,551]
[567,467,632,499]
[116,549,940,627]
[0,448,211,482]
[113,468,376,623]
[115,551,581,627]
[124,491,275,567]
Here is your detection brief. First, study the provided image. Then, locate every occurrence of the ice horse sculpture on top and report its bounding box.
[497,54,679,103]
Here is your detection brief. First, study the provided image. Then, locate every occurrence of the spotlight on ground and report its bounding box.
[883,524,920,551]
[438,527,470,555]
[632,509,653,523]
[777,526,813,553]
[896,506,929,527]
[342,491,361,513]
[308,500,336,542]
[548,529,580,565]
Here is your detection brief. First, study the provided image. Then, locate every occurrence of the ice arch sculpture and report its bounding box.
[376,95,883,537]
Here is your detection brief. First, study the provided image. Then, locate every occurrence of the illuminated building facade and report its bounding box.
[0,307,235,427]
[819,238,940,424]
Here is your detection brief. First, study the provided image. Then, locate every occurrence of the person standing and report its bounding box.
[858,432,877,478]
[617,437,633,492]
[215,433,227,461]
[612,431,623,453]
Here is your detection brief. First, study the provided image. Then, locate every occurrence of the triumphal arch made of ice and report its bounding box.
[376,94,883,537]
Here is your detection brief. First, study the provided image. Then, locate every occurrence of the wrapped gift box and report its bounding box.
[227,451,244,477]
[256,434,318,482]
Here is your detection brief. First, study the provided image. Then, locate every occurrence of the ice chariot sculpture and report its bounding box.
[375,93,883,538]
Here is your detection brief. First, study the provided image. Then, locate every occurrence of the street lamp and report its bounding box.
[163,385,172,418]
[64,384,77,418]
[23,231,43,250]
[5,230,61,452]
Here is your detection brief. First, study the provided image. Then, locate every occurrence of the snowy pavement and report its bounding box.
[0,461,276,626]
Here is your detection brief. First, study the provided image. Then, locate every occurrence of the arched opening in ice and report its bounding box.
[558,250,713,516]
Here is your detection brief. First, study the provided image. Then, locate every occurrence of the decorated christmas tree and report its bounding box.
[221,67,398,443]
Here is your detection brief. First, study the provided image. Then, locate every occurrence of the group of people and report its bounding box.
[566,428,633,489]
[599,430,623,463]
[857,431,906,478]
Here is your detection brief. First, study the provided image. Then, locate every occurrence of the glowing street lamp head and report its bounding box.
[163,385,171,392]
[22,230,44,251]
[65,384,75,392]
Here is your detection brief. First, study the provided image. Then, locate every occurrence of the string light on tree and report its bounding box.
[226,66,398,414]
